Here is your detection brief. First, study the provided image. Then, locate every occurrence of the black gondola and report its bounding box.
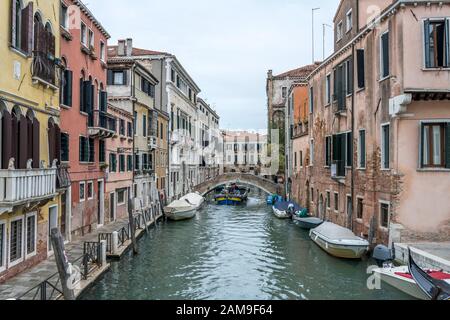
[408,249,450,301]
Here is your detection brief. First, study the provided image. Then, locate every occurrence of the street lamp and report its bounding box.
[312,7,320,63]
[322,23,333,61]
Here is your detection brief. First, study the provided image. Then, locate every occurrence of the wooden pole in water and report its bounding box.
[128,194,139,255]
[50,228,75,300]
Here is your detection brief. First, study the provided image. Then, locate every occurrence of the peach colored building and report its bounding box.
[59,0,114,235]
[300,0,450,245]
[104,103,133,223]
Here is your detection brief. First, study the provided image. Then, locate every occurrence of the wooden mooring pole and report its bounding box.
[128,195,139,255]
[50,228,75,300]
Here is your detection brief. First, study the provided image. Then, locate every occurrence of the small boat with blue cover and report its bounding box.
[214,183,249,205]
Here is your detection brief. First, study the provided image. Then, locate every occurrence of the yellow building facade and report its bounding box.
[0,0,65,282]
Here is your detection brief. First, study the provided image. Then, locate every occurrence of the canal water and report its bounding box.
[82,187,411,300]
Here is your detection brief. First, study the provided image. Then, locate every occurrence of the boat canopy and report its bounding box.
[274,201,302,212]
[313,222,365,241]
[166,200,193,210]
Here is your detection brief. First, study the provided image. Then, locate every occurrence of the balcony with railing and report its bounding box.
[32,51,57,88]
[88,110,117,138]
[0,167,57,214]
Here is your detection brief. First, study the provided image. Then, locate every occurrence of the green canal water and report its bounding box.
[82,187,411,300]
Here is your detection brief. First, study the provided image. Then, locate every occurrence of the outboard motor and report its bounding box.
[287,204,295,217]
[372,245,394,267]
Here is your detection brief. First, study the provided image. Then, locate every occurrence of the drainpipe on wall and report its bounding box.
[350,43,356,231]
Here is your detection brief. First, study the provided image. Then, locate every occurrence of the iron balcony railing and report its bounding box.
[32,51,56,85]
[88,110,117,137]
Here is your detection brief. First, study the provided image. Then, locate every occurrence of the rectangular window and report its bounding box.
[109,153,117,172]
[359,129,366,169]
[346,9,353,32]
[337,21,343,41]
[311,188,314,203]
[79,136,87,162]
[88,29,94,48]
[117,189,126,205]
[61,133,69,162]
[87,181,94,200]
[79,182,85,202]
[0,222,5,270]
[127,122,133,137]
[9,218,23,264]
[381,124,390,169]
[100,41,105,61]
[346,132,353,167]
[346,59,353,95]
[127,155,133,171]
[325,74,331,105]
[357,198,364,220]
[380,31,390,78]
[61,69,73,107]
[334,192,339,211]
[135,154,141,171]
[325,136,331,167]
[380,202,390,228]
[424,19,450,68]
[26,214,36,256]
[61,3,68,29]
[120,119,125,136]
[143,115,147,137]
[282,87,287,99]
[119,154,125,172]
[171,68,175,82]
[300,151,303,167]
[99,140,105,163]
[310,140,314,166]
[421,123,448,168]
[357,49,365,88]
[346,195,352,218]
[109,70,127,86]
[326,191,331,209]
[88,138,95,163]
[81,23,87,46]
[309,87,314,113]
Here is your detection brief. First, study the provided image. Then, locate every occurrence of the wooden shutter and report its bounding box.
[347,59,353,94]
[48,122,55,165]
[55,124,61,164]
[424,20,431,68]
[445,123,450,169]
[107,69,113,85]
[11,0,17,47]
[83,80,92,113]
[346,132,353,167]
[64,70,73,106]
[445,19,450,67]
[32,118,40,168]
[382,32,390,77]
[384,125,390,168]
[99,91,107,112]
[357,49,365,88]
[21,2,33,54]
[122,70,127,85]
[2,111,13,169]
[11,115,18,168]
[27,117,33,163]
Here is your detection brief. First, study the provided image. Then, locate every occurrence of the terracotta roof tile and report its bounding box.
[107,46,170,57]
[274,62,321,79]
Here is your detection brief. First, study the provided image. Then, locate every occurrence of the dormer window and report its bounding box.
[346,9,353,33]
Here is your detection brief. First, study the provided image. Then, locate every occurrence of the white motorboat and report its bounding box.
[179,192,205,210]
[372,265,450,300]
[164,199,196,221]
[309,222,369,259]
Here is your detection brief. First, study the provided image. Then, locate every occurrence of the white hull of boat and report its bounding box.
[272,207,290,219]
[165,208,197,221]
[373,266,450,300]
[309,223,369,259]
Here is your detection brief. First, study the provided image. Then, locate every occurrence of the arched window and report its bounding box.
[33,14,56,84]
[60,57,73,107]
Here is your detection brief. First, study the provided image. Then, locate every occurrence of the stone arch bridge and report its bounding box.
[193,173,285,197]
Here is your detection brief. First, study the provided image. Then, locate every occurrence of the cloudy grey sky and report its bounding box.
[86,0,336,130]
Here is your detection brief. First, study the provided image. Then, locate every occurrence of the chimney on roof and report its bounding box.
[118,39,126,56]
[267,69,273,78]
[126,38,133,57]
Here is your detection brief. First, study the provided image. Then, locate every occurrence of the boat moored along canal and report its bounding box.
[214,183,250,205]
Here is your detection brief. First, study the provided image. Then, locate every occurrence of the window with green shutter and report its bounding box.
[109,153,117,172]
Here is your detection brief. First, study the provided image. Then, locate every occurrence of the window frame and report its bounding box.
[79,181,86,202]
[422,18,450,69]
[326,191,331,210]
[337,20,343,42]
[117,189,126,206]
[80,22,88,47]
[8,216,24,267]
[325,135,332,167]
[420,122,447,168]
[356,197,364,221]
[100,40,106,62]
[358,129,366,169]
[380,30,390,80]
[381,123,390,170]
[0,220,6,273]
[87,181,94,200]
[346,9,353,33]
[25,212,37,259]
[334,192,339,213]
[60,1,69,30]
[325,73,331,105]
[379,201,391,230]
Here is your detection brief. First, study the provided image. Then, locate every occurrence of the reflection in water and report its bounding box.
[82,188,411,300]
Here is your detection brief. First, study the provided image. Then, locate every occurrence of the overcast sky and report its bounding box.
[86,0,336,130]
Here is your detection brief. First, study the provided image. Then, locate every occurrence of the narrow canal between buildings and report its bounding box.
[82,187,411,300]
